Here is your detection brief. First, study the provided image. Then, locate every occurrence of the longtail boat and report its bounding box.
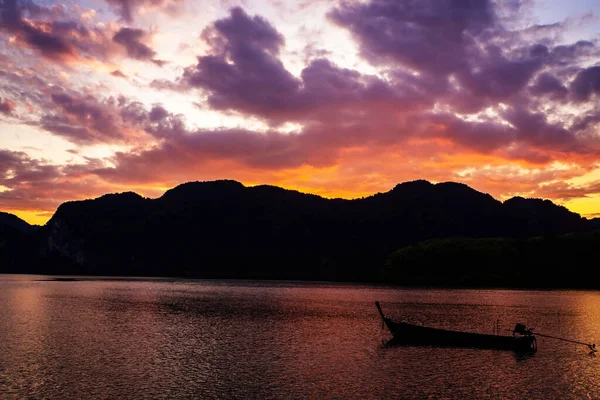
[375,301,538,352]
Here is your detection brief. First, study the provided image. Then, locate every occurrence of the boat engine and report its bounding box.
[513,323,534,336]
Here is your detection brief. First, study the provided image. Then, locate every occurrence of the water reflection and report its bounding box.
[0,276,599,399]
[382,338,537,361]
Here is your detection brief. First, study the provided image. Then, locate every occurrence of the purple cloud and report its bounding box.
[171,4,600,166]
[456,44,546,103]
[1,0,74,59]
[40,92,154,145]
[113,27,165,66]
[181,8,442,122]
[327,0,587,113]
[570,66,600,102]
[328,0,494,75]
[0,0,115,63]
[503,107,578,151]
[529,72,568,99]
[182,7,299,118]
[149,105,169,122]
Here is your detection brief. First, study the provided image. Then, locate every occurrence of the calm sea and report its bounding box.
[0,274,599,399]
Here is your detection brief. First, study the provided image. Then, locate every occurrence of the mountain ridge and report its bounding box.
[1,179,599,286]
[0,211,39,233]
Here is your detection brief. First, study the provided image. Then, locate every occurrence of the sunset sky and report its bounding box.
[1,0,600,225]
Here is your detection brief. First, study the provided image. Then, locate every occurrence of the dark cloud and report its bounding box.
[20,22,75,59]
[570,66,600,102]
[209,6,285,54]
[548,41,597,66]
[182,7,300,118]
[1,0,75,60]
[326,0,599,113]
[181,8,440,122]
[529,72,568,99]
[179,3,590,128]
[503,107,577,151]
[328,0,495,74]
[455,44,546,103]
[50,93,119,136]
[1,0,21,30]
[112,27,165,65]
[149,105,169,122]
[113,28,153,59]
[420,103,589,160]
[571,112,600,134]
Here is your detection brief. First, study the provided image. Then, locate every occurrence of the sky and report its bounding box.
[1,0,600,225]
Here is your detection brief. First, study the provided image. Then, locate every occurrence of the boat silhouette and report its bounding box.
[375,301,537,352]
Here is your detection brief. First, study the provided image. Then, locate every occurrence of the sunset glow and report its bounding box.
[2,0,600,224]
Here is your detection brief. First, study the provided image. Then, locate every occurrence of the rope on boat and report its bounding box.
[534,332,596,352]
[507,329,596,352]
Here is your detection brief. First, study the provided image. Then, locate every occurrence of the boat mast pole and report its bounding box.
[375,301,387,331]
[375,301,386,319]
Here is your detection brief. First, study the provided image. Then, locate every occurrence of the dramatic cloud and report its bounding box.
[3,0,600,224]
[176,5,600,166]
[326,0,599,111]
[181,7,441,123]
[182,7,300,118]
[328,0,495,75]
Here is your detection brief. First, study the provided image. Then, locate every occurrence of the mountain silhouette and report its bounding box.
[0,211,38,234]
[1,179,599,286]
[0,212,39,270]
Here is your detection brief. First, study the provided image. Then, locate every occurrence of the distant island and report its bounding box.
[2,179,600,288]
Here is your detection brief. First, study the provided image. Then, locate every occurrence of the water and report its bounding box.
[0,275,599,399]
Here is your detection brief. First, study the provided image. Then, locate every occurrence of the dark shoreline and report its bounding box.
[4,273,599,291]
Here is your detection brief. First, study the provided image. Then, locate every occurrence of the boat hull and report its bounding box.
[384,319,537,352]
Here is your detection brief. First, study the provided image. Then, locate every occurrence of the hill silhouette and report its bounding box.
[1,179,599,286]
[0,211,38,234]
[0,212,39,270]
